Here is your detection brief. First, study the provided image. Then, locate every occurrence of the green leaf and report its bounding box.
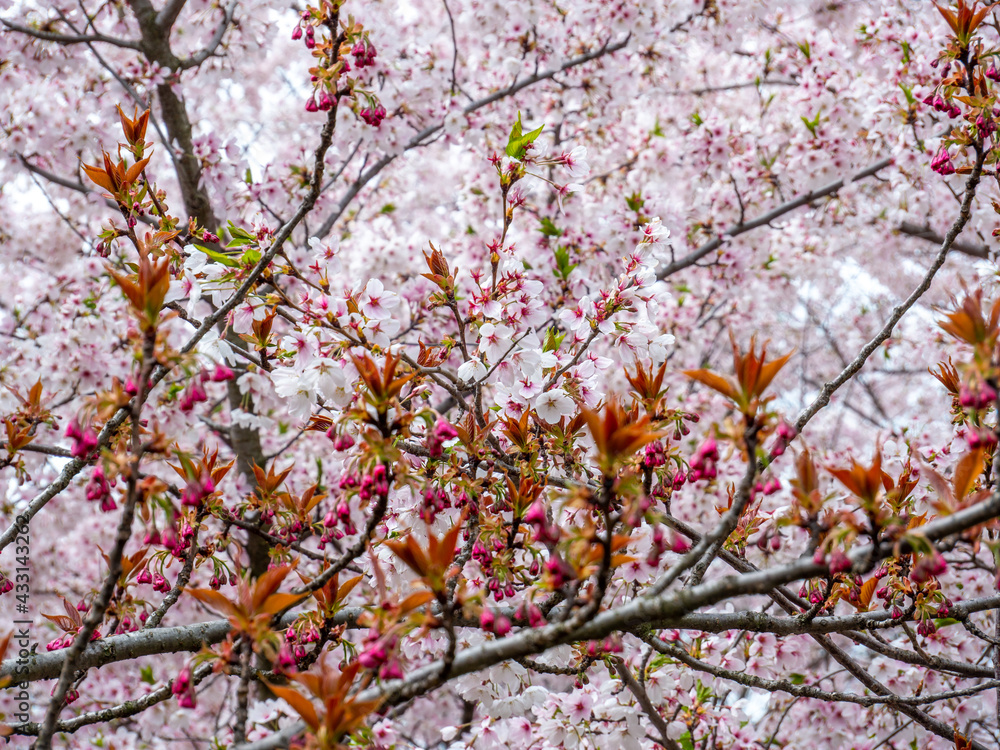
[695,680,713,703]
[898,82,915,106]
[175,451,196,479]
[543,327,565,353]
[679,731,695,750]
[193,244,241,268]
[539,217,562,237]
[553,246,578,280]
[506,111,544,160]
[789,673,805,685]
[507,111,524,151]
[801,111,821,137]
[140,665,155,685]
[226,221,256,247]
[626,192,645,213]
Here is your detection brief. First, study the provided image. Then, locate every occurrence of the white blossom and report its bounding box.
[534,389,575,422]
[458,356,488,383]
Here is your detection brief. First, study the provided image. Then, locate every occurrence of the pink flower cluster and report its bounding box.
[427,417,458,458]
[66,420,98,458]
[322,495,357,543]
[687,438,718,481]
[931,147,956,176]
[480,607,512,636]
[923,93,962,118]
[291,12,315,49]
[172,664,197,708]
[352,40,377,68]
[358,104,387,127]
[358,628,403,680]
[85,465,116,512]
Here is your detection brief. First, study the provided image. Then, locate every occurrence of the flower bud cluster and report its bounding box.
[85,465,117,513]
[931,146,956,176]
[321,495,357,545]
[171,664,197,708]
[687,438,718,482]
[959,381,997,409]
[420,487,451,524]
[66,420,98,458]
[352,40,377,68]
[285,623,322,663]
[358,628,402,680]
[181,471,215,507]
[480,607,512,636]
[427,417,459,458]
[923,93,962,118]
[770,422,797,457]
[486,575,516,602]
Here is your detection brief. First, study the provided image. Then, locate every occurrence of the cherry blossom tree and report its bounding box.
[5,0,1000,748]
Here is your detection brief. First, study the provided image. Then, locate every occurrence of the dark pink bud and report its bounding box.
[211,364,235,382]
[828,550,852,575]
[178,692,196,709]
[494,614,511,637]
[697,438,718,461]
[523,501,546,527]
[275,642,297,674]
[480,608,495,631]
[172,665,192,695]
[379,660,403,680]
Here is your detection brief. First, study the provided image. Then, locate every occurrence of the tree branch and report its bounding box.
[656,158,894,280]
[312,34,631,239]
[795,148,986,433]
[0,17,141,49]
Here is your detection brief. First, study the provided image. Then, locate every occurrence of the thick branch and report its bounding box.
[156,0,188,31]
[795,149,986,433]
[1,18,140,49]
[235,487,1000,749]
[656,158,894,280]
[898,220,990,259]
